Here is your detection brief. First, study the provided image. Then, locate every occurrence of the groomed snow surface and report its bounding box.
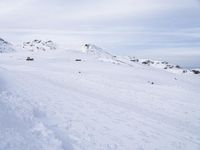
[0,43,200,150]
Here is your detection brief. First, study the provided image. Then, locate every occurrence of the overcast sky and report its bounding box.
[0,0,200,67]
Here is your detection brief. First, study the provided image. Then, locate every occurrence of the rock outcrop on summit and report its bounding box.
[23,39,56,52]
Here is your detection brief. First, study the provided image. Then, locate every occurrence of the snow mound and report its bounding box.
[0,38,15,53]
[23,39,56,52]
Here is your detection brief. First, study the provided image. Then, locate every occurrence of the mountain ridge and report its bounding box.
[0,38,199,75]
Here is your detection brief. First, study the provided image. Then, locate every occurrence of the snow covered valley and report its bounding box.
[0,39,200,150]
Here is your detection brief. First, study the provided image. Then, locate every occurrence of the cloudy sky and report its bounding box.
[0,0,200,67]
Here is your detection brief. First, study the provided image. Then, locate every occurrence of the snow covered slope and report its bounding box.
[80,44,199,75]
[0,38,14,53]
[0,42,200,150]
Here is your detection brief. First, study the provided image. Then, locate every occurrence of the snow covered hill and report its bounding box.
[80,44,200,75]
[80,44,118,63]
[0,38,15,53]
[0,40,200,150]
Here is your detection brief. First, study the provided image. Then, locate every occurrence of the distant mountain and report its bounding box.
[0,38,14,53]
[23,39,56,52]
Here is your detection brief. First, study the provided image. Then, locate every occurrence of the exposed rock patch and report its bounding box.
[23,40,56,52]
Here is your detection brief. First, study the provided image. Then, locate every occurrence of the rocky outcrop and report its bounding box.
[23,39,56,52]
[191,69,200,74]
[0,38,14,53]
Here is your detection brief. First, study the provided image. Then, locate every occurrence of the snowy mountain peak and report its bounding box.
[82,44,110,54]
[0,38,14,53]
[82,44,103,53]
[23,39,56,52]
[81,44,114,59]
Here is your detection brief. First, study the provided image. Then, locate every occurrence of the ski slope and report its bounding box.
[0,44,200,150]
